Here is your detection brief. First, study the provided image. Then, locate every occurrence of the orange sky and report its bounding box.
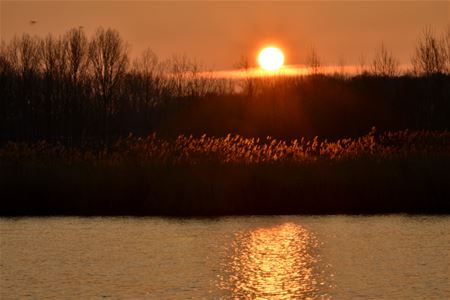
[1,1,448,70]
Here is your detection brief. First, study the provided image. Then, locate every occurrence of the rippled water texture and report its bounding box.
[1,216,448,299]
[219,223,330,299]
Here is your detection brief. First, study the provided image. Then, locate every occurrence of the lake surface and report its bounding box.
[1,216,448,299]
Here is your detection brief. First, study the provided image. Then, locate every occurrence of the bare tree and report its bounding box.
[306,46,321,75]
[442,26,450,74]
[63,28,90,142]
[5,34,41,76]
[131,48,161,109]
[133,48,159,77]
[371,42,399,76]
[411,27,447,75]
[164,54,185,96]
[0,40,14,75]
[64,27,88,83]
[89,27,128,141]
[3,34,42,139]
[39,34,68,138]
[40,34,67,79]
[235,55,256,96]
[0,41,13,138]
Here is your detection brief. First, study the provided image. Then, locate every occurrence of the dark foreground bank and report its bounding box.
[1,130,449,215]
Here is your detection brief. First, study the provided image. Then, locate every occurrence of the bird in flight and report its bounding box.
[29,20,37,25]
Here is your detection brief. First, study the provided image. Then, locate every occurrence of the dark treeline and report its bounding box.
[0,27,229,144]
[1,27,450,144]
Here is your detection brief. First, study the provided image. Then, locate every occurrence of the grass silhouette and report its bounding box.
[1,129,449,215]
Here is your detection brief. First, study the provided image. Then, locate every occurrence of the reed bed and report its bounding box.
[2,129,449,166]
[1,130,449,216]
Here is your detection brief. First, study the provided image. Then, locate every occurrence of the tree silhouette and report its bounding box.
[411,27,447,75]
[371,42,399,76]
[88,28,128,142]
[306,46,321,75]
[0,26,449,143]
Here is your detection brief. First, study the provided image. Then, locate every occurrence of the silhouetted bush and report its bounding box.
[371,42,399,76]
[412,27,449,75]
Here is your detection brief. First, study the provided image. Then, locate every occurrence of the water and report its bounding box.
[1,216,448,299]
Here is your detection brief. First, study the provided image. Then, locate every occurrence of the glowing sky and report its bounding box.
[1,1,448,70]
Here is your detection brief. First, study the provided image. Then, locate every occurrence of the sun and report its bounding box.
[258,47,284,71]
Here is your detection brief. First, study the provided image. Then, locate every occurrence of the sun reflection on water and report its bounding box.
[219,223,331,299]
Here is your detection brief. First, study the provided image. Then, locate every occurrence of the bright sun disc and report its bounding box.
[258,47,284,71]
